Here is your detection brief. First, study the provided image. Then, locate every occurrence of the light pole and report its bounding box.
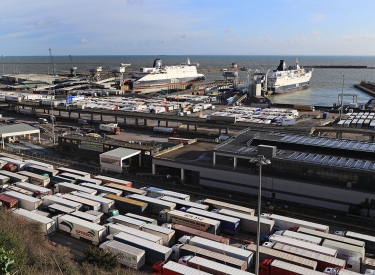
[340,75,344,120]
[254,153,271,275]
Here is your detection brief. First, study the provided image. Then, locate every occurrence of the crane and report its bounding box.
[69,54,77,77]
[49,48,56,75]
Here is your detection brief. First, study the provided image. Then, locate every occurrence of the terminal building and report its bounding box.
[152,128,375,213]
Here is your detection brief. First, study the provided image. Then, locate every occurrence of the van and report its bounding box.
[38,118,48,124]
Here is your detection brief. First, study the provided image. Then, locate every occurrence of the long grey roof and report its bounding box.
[0,124,40,137]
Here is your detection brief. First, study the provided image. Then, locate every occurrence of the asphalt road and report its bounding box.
[49,231,91,256]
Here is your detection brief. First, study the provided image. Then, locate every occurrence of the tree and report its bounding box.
[84,246,119,271]
[0,247,14,275]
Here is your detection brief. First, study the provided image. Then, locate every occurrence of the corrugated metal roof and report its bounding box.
[100,147,141,159]
[0,124,40,137]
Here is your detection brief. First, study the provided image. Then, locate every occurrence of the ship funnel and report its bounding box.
[295,58,300,69]
[277,60,287,71]
[153,59,162,68]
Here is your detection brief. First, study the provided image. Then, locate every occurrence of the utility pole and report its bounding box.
[340,75,344,120]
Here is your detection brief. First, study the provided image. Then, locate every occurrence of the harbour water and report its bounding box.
[1,55,375,106]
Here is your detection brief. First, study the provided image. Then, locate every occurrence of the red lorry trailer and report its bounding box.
[152,261,212,275]
[171,224,230,245]
[259,259,325,275]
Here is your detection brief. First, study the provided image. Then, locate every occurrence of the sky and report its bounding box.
[1,0,375,56]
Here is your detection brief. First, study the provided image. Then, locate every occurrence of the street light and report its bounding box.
[253,151,272,275]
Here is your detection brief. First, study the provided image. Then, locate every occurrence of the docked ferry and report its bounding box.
[127,58,205,90]
[267,59,313,94]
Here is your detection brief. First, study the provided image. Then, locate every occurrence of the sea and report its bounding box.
[2,55,375,106]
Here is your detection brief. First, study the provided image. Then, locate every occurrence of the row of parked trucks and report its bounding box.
[2,156,375,274]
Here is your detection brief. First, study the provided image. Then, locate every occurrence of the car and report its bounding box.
[85,133,100,138]
[71,133,83,136]
[85,129,97,134]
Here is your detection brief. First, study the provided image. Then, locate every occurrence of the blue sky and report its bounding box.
[1,0,375,56]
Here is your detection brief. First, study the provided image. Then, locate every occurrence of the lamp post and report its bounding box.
[340,75,344,121]
[255,154,271,275]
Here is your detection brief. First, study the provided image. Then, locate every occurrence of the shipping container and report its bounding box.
[13,208,55,235]
[160,196,209,211]
[182,236,253,267]
[99,240,145,270]
[245,243,317,270]
[47,203,76,215]
[152,260,212,275]
[17,171,50,187]
[4,191,42,211]
[56,167,90,178]
[186,207,240,236]
[0,193,19,208]
[104,183,146,196]
[128,194,175,215]
[109,215,146,230]
[54,182,97,195]
[93,175,132,187]
[322,239,365,262]
[107,225,163,244]
[260,213,329,232]
[125,213,157,225]
[171,224,229,245]
[105,194,147,215]
[199,198,254,215]
[6,185,34,196]
[274,230,322,245]
[61,194,101,211]
[42,195,82,211]
[27,165,58,178]
[216,209,274,234]
[159,210,220,235]
[142,187,190,201]
[70,191,115,214]
[14,181,52,196]
[172,244,247,270]
[0,170,28,183]
[179,256,251,275]
[58,172,82,181]
[258,259,322,275]
[267,235,337,257]
[71,211,101,224]
[335,230,375,255]
[142,224,175,247]
[80,182,122,196]
[54,214,107,245]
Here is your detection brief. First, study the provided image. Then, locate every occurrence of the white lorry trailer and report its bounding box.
[14,181,52,196]
[54,182,97,195]
[12,208,55,235]
[99,123,120,135]
[99,240,145,270]
[141,223,175,247]
[41,195,82,211]
[322,239,365,262]
[109,215,146,230]
[274,230,322,245]
[53,214,107,245]
[107,225,163,245]
[80,182,122,196]
[71,211,101,224]
[128,194,176,215]
[4,191,42,211]
[70,191,115,214]
[17,171,50,187]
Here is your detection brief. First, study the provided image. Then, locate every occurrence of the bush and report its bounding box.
[84,246,119,271]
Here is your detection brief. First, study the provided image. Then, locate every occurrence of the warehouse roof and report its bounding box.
[100,147,141,159]
[0,124,40,138]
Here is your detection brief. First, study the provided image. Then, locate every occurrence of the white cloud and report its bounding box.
[310,13,326,22]
[81,38,88,43]
[224,29,234,33]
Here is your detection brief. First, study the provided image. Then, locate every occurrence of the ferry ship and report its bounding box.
[127,58,205,90]
[267,59,313,94]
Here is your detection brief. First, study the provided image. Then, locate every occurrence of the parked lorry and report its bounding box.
[61,193,101,211]
[112,232,172,264]
[346,257,375,273]
[41,195,82,211]
[76,177,102,185]
[0,174,10,187]
[142,187,190,201]
[171,224,230,245]
[56,167,91,178]
[244,243,317,270]
[160,196,208,211]
[71,211,101,224]
[178,256,251,275]
[142,224,175,247]
[77,118,88,125]
[276,117,296,126]
[323,267,362,275]
[128,194,175,215]
[215,209,274,234]
[70,191,115,214]
[105,194,148,215]
[107,226,163,245]
[14,181,52,196]
[199,198,255,215]
[186,207,240,236]
[152,260,212,275]
[99,240,145,270]
[260,213,329,232]
[0,157,26,171]
[0,170,28,183]
[321,239,365,262]
[171,243,247,270]
[334,230,375,255]
[54,182,97,195]
[24,160,53,169]
[0,194,18,209]
[80,182,122,196]
[99,123,120,135]
[258,259,322,275]
[17,170,50,187]
[27,165,58,178]
[105,183,147,196]
[264,242,346,272]
[6,185,34,196]
[4,191,42,211]
[109,215,146,230]
[272,230,322,245]
[92,175,132,187]
[47,203,76,215]
[206,115,237,124]
[12,208,55,235]
[53,214,107,245]
[125,213,157,225]
[266,235,338,257]
[153,127,179,136]
[178,236,253,268]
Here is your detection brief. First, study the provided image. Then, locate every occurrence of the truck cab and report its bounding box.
[158,209,170,223]
[38,118,48,124]
[171,243,184,261]
[178,255,193,266]
[178,235,192,244]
